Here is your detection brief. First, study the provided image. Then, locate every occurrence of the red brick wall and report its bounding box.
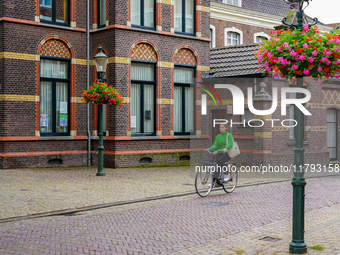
[211,18,272,47]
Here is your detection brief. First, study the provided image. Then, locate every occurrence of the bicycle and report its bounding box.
[195,150,238,197]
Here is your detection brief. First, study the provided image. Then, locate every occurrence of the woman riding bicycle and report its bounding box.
[207,123,233,185]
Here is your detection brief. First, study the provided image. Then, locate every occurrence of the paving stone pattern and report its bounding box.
[1,177,340,254]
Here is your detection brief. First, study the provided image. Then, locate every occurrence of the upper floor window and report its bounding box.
[131,0,155,29]
[225,0,239,5]
[40,58,70,136]
[98,0,106,28]
[226,32,240,45]
[256,36,267,43]
[40,0,69,25]
[210,25,216,48]
[225,27,243,46]
[174,0,195,35]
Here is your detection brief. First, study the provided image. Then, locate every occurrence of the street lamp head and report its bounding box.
[94,46,108,74]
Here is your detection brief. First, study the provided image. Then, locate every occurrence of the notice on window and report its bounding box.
[60,102,68,114]
[131,116,136,128]
[60,114,67,126]
[40,114,48,127]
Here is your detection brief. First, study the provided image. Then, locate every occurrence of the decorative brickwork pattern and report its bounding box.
[40,40,71,58]
[322,90,340,105]
[131,43,157,61]
[174,49,196,65]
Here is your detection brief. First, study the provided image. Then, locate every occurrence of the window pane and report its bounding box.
[185,0,194,33]
[174,67,193,83]
[56,82,68,133]
[144,0,154,27]
[131,63,154,81]
[40,0,52,21]
[233,0,238,5]
[131,0,141,25]
[327,109,336,122]
[174,87,182,132]
[131,84,141,133]
[174,0,182,32]
[40,82,53,133]
[185,87,194,132]
[56,0,67,23]
[144,85,154,133]
[41,59,68,79]
[99,0,106,26]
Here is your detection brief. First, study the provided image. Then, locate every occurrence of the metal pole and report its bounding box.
[289,76,307,254]
[96,104,105,176]
[86,0,91,166]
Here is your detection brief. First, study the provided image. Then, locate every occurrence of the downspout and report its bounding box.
[87,0,91,166]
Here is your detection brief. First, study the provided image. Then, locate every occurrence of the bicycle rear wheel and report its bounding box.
[195,170,214,197]
[222,169,238,193]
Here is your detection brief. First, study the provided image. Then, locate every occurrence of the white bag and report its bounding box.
[226,134,240,158]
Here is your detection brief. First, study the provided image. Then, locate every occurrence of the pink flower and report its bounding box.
[267,53,274,59]
[299,55,305,61]
[334,46,339,51]
[294,57,300,62]
[318,67,322,72]
[290,51,297,57]
[307,57,314,63]
[292,64,299,70]
[321,57,328,62]
[302,43,308,49]
[324,50,331,56]
[312,51,318,57]
[303,24,309,32]
[266,67,271,72]
[336,39,340,44]
[278,57,284,62]
[326,60,331,65]
[283,42,289,48]
[303,69,310,75]
[276,47,282,52]
[258,67,262,72]
[337,59,340,64]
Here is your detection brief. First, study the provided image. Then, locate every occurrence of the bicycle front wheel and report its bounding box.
[222,169,238,193]
[195,170,214,197]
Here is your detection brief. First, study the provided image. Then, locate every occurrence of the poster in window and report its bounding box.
[131,116,136,128]
[60,102,68,114]
[40,114,48,126]
[60,114,68,126]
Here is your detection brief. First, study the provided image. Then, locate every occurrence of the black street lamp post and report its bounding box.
[93,46,108,176]
[282,1,318,253]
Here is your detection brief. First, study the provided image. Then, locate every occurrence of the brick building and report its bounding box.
[0,0,211,169]
[204,0,340,166]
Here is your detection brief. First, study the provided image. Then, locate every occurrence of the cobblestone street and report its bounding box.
[1,174,340,254]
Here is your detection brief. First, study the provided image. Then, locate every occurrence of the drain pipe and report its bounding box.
[86,0,91,166]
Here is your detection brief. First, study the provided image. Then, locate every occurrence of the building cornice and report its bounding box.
[210,2,283,29]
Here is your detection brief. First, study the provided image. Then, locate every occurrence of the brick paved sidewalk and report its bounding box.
[1,176,340,254]
[0,166,279,220]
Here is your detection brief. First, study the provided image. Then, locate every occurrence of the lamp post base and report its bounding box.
[289,242,307,254]
[96,172,105,176]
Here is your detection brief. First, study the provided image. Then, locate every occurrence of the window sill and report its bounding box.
[39,136,74,141]
[39,22,74,31]
[287,140,310,146]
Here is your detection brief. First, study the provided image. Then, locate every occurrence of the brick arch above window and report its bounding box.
[131,43,157,61]
[40,39,71,58]
[174,48,196,65]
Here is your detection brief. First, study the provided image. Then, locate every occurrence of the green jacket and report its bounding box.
[209,132,233,152]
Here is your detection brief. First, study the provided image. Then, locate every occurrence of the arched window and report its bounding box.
[130,43,157,136]
[254,32,270,43]
[225,27,243,46]
[210,24,216,48]
[327,109,338,160]
[39,40,71,136]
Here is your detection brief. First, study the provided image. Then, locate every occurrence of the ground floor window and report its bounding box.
[131,62,156,136]
[40,58,70,135]
[327,109,338,160]
[174,66,195,135]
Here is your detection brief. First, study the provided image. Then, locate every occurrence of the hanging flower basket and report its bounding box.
[81,80,124,108]
[255,25,340,79]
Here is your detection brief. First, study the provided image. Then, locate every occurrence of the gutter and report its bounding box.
[86,0,91,166]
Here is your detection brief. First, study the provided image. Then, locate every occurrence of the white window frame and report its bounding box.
[254,32,270,43]
[210,24,216,48]
[40,0,51,7]
[224,27,243,46]
[222,0,241,7]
